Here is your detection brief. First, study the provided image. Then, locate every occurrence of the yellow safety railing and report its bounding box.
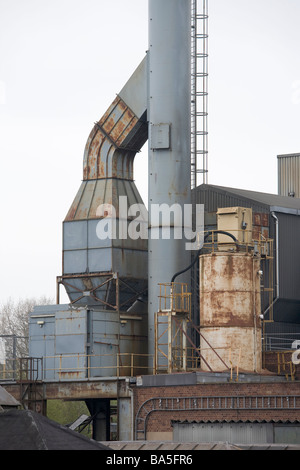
[0,353,155,382]
[158,282,191,315]
[202,229,273,258]
[277,351,296,381]
[154,343,242,377]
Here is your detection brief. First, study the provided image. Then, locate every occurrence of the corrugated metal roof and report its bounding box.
[197,184,300,213]
[171,419,300,424]
[0,410,108,450]
[101,440,300,451]
[101,441,241,450]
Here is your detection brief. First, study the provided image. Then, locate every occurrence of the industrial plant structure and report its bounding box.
[1,1,300,446]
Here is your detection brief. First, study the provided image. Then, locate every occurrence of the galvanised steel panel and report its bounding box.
[87,248,112,273]
[55,310,87,336]
[29,317,55,340]
[89,341,118,378]
[55,336,86,355]
[88,219,113,249]
[87,219,148,252]
[52,355,86,381]
[112,249,148,278]
[93,319,119,337]
[63,249,87,274]
[63,221,87,250]
[118,56,148,120]
[74,180,96,220]
[87,180,107,219]
[29,310,56,380]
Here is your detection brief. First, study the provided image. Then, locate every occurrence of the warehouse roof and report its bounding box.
[0,410,108,450]
[102,440,300,451]
[197,184,300,215]
[102,440,241,451]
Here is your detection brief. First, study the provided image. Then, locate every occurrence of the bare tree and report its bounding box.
[0,296,54,358]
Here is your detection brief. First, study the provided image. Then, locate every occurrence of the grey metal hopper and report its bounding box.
[60,57,148,310]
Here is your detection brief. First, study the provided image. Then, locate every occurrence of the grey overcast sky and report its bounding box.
[0,0,299,305]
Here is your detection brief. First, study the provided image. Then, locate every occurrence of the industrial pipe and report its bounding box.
[147,0,192,363]
[171,230,239,283]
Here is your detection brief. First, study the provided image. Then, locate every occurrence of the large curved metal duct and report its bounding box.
[61,57,148,309]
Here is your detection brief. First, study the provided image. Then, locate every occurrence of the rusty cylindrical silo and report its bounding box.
[199,252,262,373]
[147,0,192,366]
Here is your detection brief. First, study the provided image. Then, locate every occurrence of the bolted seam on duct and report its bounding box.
[83,94,148,181]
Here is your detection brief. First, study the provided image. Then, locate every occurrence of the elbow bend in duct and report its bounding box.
[64,56,148,222]
[83,100,148,181]
[83,56,148,182]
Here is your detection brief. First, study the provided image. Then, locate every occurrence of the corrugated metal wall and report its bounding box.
[173,422,273,444]
[278,154,300,198]
[172,422,300,445]
[195,186,269,214]
[277,212,300,301]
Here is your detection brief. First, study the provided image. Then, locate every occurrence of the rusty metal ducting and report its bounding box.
[61,56,148,309]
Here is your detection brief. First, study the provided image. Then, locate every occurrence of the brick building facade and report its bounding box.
[133,373,300,441]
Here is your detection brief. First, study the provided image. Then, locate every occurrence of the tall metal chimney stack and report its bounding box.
[148,0,192,363]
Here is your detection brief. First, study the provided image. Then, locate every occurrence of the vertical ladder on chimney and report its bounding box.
[190,0,209,349]
[191,0,209,189]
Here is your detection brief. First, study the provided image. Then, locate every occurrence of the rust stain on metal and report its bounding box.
[99,97,120,128]
[59,371,83,380]
[253,212,262,226]
[84,130,106,180]
[252,226,260,241]
[81,277,94,292]
[199,252,262,373]
[98,158,105,179]
[65,205,78,222]
[261,213,269,227]
[262,227,269,239]
[115,115,138,147]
